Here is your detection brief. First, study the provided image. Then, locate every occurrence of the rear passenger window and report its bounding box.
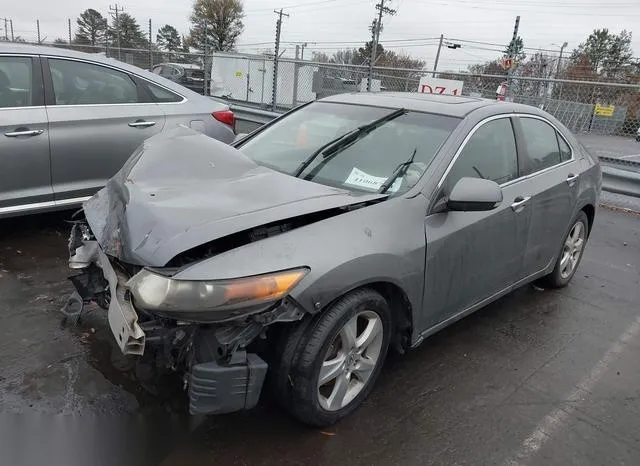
[49,59,138,105]
[145,82,183,103]
[446,118,518,190]
[519,118,562,175]
[0,56,33,108]
[557,133,572,161]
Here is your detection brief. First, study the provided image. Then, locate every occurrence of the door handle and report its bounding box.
[566,173,579,186]
[128,121,156,128]
[511,196,531,212]
[5,129,44,137]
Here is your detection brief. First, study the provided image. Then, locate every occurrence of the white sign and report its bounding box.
[418,77,464,96]
[344,167,402,193]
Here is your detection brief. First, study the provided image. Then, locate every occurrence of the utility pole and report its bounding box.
[300,42,308,61]
[68,18,72,44]
[37,19,41,44]
[10,19,14,42]
[109,4,123,60]
[433,34,444,74]
[367,0,396,92]
[272,8,289,111]
[506,15,520,101]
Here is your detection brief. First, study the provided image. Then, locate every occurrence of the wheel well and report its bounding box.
[581,204,595,235]
[366,282,414,354]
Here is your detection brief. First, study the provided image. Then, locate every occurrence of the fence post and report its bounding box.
[292,45,300,107]
[246,59,251,102]
[148,19,152,69]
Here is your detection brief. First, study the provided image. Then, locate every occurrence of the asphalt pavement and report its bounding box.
[576,134,640,161]
[0,206,639,466]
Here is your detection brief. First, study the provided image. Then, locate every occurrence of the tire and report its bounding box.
[540,211,589,288]
[272,289,392,426]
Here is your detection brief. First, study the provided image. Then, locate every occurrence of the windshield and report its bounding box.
[237,102,460,195]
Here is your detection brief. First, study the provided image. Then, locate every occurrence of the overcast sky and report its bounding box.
[3,0,639,71]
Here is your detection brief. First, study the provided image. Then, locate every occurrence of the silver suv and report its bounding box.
[0,44,235,218]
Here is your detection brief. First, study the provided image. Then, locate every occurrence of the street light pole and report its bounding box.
[556,41,568,100]
[556,41,568,79]
[433,34,443,74]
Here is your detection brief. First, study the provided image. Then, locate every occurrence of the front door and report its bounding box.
[422,116,531,330]
[0,55,52,214]
[44,57,166,201]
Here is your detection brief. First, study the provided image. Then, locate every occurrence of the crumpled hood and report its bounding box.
[84,126,385,267]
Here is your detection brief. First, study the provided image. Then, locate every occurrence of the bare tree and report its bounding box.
[188,0,244,52]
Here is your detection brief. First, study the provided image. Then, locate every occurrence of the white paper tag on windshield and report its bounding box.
[343,167,402,193]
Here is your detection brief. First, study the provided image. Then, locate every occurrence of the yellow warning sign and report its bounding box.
[594,104,615,117]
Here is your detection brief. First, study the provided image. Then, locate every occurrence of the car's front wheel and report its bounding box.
[274,289,392,426]
[541,211,589,288]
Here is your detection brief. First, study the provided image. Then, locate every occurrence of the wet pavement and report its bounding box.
[577,134,640,160]
[1,206,639,465]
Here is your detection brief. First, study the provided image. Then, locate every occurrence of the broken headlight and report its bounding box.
[127,268,309,321]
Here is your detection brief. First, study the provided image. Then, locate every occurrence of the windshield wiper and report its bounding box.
[293,108,407,178]
[378,147,418,194]
[292,128,361,177]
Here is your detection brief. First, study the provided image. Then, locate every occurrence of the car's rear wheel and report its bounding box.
[273,289,391,426]
[540,211,589,288]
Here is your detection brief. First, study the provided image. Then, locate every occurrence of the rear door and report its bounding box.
[513,116,580,279]
[43,57,166,201]
[0,55,52,214]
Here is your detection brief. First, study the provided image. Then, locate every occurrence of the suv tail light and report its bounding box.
[212,110,235,128]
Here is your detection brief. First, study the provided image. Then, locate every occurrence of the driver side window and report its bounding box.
[445,117,518,192]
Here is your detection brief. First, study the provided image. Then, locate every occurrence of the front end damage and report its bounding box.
[66,221,305,415]
[62,127,386,415]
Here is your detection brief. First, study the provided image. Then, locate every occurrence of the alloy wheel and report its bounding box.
[317,310,384,411]
[560,220,586,279]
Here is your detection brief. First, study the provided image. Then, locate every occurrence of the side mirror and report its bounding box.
[447,177,503,212]
[233,133,248,143]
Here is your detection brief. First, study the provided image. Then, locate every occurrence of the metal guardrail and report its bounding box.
[225,103,640,198]
[599,156,640,198]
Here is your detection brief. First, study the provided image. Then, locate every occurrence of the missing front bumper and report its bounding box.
[69,236,145,356]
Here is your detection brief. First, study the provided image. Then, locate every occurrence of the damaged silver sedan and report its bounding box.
[66,92,601,426]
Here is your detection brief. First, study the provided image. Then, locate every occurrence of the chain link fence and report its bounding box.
[207,53,639,137]
[22,43,640,137]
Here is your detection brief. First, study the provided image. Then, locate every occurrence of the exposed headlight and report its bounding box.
[127,268,309,321]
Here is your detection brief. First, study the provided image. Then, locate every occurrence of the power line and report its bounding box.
[447,37,569,54]
[246,0,372,15]
[247,0,337,12]
[424,1,640,16]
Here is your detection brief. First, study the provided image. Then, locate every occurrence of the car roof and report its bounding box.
[0,43,206,97]
[319,91,542,119]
